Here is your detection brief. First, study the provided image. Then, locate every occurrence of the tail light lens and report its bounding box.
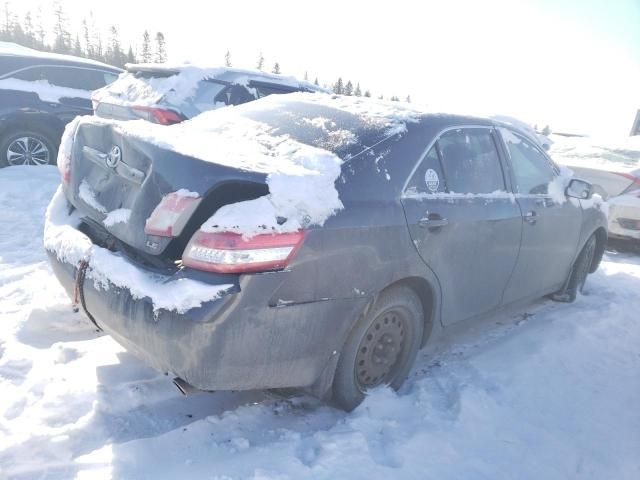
[182,230,305,274]
[144,191,201,237]
[132,106,183,125]
[58,153,71,185]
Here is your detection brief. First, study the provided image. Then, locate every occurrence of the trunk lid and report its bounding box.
[67,121,267,258]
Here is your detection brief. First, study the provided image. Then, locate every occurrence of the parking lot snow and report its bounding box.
[1,166,640,479]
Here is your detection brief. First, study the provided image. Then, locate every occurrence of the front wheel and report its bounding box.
[0,131,57,167]
[332,286,424,411]
[553,235,597,303]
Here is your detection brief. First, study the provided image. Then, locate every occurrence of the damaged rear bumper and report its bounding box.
[45,190,367,392]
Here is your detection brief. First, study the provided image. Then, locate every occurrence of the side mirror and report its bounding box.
[565,178,592,200]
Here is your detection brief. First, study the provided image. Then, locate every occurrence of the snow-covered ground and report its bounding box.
[1,166,639,479]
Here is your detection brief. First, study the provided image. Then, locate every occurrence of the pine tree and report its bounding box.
[73,34,82,56]
[141,30,151,62]
[154,32,167,63]
[127,46,135,64]
[333,77,344,94]
[354,83,362,96]
[256,51,264,70]
[304,71,308,81]
[405,95,411,103]
[542,125,551,135]
[52,2,71,53]
[344,80,353,96]
[2,2,11,40]
[106,25,125,67]
[314,77,319,86]
[224,49,231,67]
[90,12,102,60]
[82,18,92,58]
[390,96,400,102]
[378,94,384,100]
[272,62,281,74]
[23,11,34,47]
[364,90,371,97]
[35,8,46,49]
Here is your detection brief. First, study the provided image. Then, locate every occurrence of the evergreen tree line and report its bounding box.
[228,49,413,103]
[1,3,411,102]
[0,2,167,68]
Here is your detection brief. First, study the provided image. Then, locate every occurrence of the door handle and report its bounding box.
[524,211,537,225]
[418,214,449,229]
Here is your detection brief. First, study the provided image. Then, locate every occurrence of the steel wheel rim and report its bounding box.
[6,136,50,166]
[354,308,407,391]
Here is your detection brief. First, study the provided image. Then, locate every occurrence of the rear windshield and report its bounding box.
[235,99,399,160]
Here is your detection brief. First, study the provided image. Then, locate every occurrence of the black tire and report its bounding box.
[332,286,424,411]
[560,235,597,303]
[0,130,57,167]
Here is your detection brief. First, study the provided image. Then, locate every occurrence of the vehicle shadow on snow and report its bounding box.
[16,305,101,349]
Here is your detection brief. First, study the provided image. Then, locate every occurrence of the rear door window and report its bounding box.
[406,145,447,195]
[12,66,115,90]
[437,128,505,194]
[501,129,555,195]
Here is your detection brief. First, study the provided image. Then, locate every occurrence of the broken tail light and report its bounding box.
[182,230,305,274]
[144,191,201,237]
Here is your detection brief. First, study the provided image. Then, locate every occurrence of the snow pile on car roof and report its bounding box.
[550,134,640,175]
[0,40,116,69]
[91,63,324,108]
[82,93,423,236]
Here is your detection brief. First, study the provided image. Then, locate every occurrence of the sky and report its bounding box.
[8,0,640,136]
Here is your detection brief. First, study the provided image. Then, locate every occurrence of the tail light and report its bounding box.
[132,106,183,125]
[144,191,201,237]
[182,230,305,274]
[58,152,71,185]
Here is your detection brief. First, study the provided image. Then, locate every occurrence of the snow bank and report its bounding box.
[0,78,91,103]
[44,187,232,313]
[550,134,640,174]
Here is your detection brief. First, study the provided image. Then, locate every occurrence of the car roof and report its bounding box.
[0,41,122,72]
[126,62,329,93]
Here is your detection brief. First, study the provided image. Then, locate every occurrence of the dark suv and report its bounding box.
[0,42,121,167]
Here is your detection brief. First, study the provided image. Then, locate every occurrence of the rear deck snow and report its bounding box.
[44,186,232,313]
[1,164,640,480]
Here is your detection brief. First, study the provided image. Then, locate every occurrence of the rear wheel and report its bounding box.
[332,286,424,411]
[553,234,597,303]
[0,131,57,167]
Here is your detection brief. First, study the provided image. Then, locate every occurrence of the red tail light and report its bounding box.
[132,106,183,125]
[58,154,71,184]
[182,230,305,274]
[144,191,201,237]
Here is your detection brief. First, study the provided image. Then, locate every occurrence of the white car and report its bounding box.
[550,135,640,242]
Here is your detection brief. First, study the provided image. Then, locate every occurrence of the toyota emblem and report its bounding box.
[106,145,121,168]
